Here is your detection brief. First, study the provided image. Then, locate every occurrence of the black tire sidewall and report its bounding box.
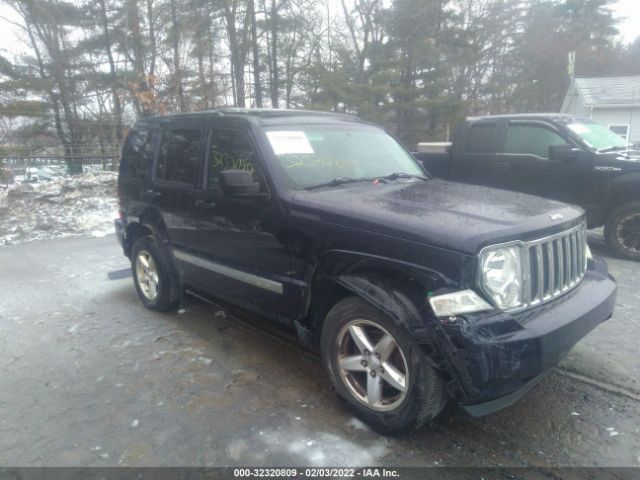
[320,297,441,432]
[605,202,640,261]
[131,236,178,311]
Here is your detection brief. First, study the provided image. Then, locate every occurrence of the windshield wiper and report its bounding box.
[379,172,429,181]
[304,177,370,191]
[597,145,628,153]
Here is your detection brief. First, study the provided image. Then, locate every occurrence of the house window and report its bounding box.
[608,125,629,142]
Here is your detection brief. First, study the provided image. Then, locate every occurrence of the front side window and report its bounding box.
[264,125,424,189]
[206,129,265,191]
[503,125,567,159]
[156,129,202,184]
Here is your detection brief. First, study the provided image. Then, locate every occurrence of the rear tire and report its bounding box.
[131,236,181,311]
[320,296,447,432]
[604,201,640,261]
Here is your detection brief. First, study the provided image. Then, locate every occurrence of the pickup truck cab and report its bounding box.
[415,114,640,260]
[115,109,616,431]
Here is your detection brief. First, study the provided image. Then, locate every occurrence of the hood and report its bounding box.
[596,148,640,170]
[290,179,584,253]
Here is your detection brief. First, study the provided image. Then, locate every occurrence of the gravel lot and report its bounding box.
[0,233,638,471]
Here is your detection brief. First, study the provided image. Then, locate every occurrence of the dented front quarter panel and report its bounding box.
[281,178,616,414]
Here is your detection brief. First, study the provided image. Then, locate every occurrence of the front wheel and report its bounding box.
[320,297,447,432]
[604,201,640,261]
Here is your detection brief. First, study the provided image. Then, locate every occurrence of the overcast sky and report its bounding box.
[612,0,639,43]
[0,0,638,58]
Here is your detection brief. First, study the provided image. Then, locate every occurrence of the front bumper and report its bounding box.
[436,257,616,416]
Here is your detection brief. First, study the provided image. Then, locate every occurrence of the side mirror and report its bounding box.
[549,144,583,162]
[219,169,262,197]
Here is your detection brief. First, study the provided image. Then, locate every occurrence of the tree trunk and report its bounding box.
[126,0,153,117]
[249,0,262,107]
[97,0,123,145]
[270,0,278,107]
[170,0,186,112]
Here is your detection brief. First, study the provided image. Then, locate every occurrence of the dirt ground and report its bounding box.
[0,233,638,472]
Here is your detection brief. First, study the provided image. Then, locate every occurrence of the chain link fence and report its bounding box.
[1,146,121,186]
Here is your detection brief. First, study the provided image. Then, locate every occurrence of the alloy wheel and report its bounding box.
[135,250,159,301]
[616,213,640,254]
[336,319,409,411]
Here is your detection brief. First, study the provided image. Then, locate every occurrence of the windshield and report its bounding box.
[567,122,628,151]
[265,126,424,189]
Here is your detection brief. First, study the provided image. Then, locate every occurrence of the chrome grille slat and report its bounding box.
[522,223,587,309]
[556,238,564,291]
[563,236,571,289]
[546,242,554,297]
[535,244,544,299]
[570,232,578,282]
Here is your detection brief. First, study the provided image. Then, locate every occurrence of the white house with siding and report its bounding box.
[560,75,640,144]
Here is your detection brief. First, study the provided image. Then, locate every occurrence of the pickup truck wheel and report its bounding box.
[605,201,640,261]
[321,296,447,432]
[131,236,181,311]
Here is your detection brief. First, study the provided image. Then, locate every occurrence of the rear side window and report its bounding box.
[121,129,155,180]
[503,125,567,159]
[156,129,202,184]
[465,123,496,153]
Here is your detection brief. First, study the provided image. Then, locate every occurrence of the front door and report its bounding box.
[186,126,297,319]
[494,121,592,206]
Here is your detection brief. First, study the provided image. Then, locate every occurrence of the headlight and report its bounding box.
[586,243,593,260]
[480,245,523,310]
[429,290,493,317]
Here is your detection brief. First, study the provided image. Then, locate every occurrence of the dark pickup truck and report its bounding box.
[414,114,640,260]
[116,109,616,431]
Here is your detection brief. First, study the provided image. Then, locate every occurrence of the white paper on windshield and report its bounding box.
[567,123,589,134]
[266,131,314,155]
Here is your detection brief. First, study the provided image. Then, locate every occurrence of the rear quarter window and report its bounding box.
[121,129,156,181]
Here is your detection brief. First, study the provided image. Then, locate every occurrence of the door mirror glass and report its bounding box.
[549,144,583,162]
[219,170,262,197]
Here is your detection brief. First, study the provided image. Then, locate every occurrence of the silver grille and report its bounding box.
[523,223,588,308]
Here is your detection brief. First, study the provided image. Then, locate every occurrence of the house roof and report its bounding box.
[573,76,640,106]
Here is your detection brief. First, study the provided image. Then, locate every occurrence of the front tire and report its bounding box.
[131,236,181,311]
[604,201,640,261]
[320,296,447,432]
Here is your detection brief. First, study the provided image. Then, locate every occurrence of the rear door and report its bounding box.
[147,127,202,263]
[449,121,500,186]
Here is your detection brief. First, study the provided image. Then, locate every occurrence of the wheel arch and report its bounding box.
[299,250,456,348]
[123,207,170,258]
[605,173,640,213]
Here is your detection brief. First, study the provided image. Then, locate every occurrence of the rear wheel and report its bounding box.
[131,236,181,311]
[605,201,640,261]
[320,296,447,432]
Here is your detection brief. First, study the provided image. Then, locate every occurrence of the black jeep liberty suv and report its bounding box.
[115,109,617,432]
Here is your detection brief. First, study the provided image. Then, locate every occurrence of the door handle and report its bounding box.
[145,189,162,199]
[495,162,510,168]
[195,199,216,209]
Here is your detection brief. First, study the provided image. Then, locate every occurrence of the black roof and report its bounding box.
[134,108,364,128]
[467,113,589,124]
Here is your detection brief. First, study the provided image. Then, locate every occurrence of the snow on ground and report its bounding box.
[0,171,119,245]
